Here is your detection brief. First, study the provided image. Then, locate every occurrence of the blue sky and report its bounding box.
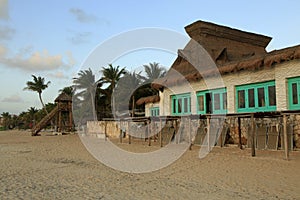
[1,0,300,114]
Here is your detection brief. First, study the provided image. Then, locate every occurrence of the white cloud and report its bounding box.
[2,94,24,103]
[0,45,76,71]
[69,8,97,23]
[0,0,9,20]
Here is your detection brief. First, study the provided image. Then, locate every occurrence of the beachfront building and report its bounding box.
[141,20,300,117]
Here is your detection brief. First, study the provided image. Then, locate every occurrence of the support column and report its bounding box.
[251,113,256,157]
[283,114,289,160]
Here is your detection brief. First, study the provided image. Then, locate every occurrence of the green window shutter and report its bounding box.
[171,93,191,116]
[196,88,227,114]
[236,80,276,113]
[288,77,300,110]
[150,107,160,116]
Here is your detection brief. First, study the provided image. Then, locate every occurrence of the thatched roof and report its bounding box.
[152,20,300,90]
[55,93,72,102]
[153,45,300,90]
[136,95,160,106]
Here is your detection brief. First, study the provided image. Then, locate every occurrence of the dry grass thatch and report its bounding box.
[136,95,160,106]
[153,45,300,89]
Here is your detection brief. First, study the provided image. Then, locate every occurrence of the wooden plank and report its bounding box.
[251,113,256,157]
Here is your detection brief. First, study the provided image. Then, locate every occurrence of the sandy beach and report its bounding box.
[0,130,299,199]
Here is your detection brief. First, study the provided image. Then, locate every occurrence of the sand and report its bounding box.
[0,130,299,200]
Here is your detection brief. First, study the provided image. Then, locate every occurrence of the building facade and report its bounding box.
[145,20,300,117]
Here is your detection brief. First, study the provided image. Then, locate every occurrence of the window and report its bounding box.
[150,107,160,116]
[171,93,191,115]
[196,88,227,114]
[288,77,300,110]
[236,80,276,113]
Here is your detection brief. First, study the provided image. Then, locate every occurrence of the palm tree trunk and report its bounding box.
[39,92,49,115]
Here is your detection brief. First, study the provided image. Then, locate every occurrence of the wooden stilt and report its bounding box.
[283,114,289,160]
[119,120,123,143]
[188,116,192,150]
[251,113,256,157]
[128,121,131,144]
[159,119,162,147]
[104,121,107,141]
[207,116,210,151]
[238,117,242,149]
[148,120,151,146]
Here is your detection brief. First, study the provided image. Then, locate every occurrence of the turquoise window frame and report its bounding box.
[288,77,300,110]
[236,80,276,113]
[150,107,160,116]
[196,88,227,114]
[171,93,191,116]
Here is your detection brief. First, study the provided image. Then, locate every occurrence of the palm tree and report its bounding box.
[114,71,142,116]
[100,64,126,91]
[1,112,11,129]
[24,75,51,115]
[99,64,126,117]
[58,86,75,97]
[138,62,166,83]
[73,68,97,121]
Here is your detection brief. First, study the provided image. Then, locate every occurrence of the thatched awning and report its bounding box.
[136,95,160,106]
[152,45,300,90]
[55,93,72,102]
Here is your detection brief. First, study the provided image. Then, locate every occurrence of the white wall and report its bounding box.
[157,59,300,115]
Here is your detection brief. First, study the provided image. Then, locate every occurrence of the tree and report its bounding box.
[100,64,126,92]
[24,75,51,115]
[138,62,166,83]
[99,64,126,117]
[1,112,11,130]
[58,86,75,97]
[73,68,97,121]
[114,71,142,116]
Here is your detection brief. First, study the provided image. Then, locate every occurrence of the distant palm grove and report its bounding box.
[0,62,166,130]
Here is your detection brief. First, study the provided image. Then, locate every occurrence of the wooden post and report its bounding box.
[68,101,72,131]
[128,120,131,144]
[58,104,62,132]
[283,114,289,160]
[207,116,210,151]
[148,120,151,146]
[188,116,192,150]
[119,120,123,143]
[174,119,178,144]
[251,113,256,157]
[238,117,242,149]
[104,121,107,141]
[159,118,162,147]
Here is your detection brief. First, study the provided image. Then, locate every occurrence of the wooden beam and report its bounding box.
[188,116,192,150]
[148,120,151,146]
[238,117,242,149]
[251,113,256,157]
[128,121,131,144]
[283,114,289,160]
[207,116,210,151]
[159,119,163,147]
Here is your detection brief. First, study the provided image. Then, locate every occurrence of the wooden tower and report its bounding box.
[54,93,73,132]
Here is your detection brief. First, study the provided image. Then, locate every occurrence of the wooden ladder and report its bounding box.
[31,106,59,136]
